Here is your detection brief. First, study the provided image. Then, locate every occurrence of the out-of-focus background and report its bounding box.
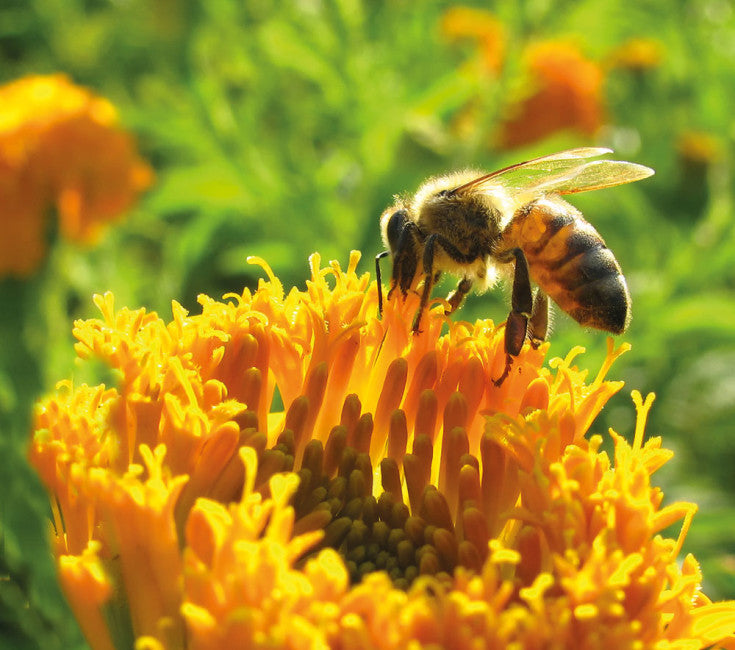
[1,1,734,647]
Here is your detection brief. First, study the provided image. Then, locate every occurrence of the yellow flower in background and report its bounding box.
[607,37,664,72]
[0,74,153,277]
[498,40,605,150]
[677,130,722,167]
[30,252,735,648]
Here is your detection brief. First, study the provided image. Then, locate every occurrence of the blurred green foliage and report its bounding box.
[2,0,735,647]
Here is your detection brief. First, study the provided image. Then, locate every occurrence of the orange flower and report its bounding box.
[440,6,506,140]
[441,7,506,75]
[0,74,152,276]
[498,41,605,150]
[30,252,735,648]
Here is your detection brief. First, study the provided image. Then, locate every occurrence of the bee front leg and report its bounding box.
[495,248,533,385]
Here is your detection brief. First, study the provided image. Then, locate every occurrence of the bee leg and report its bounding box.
[413,234,480,333]
[445,277,473,314]
[494,248,533,385]
[375,250,391,317]
[412,233,444,333]
[529,289,549,348]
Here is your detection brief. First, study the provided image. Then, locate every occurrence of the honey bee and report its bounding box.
[375,148,654,383]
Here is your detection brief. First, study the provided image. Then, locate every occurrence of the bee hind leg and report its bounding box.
[529,289,549,348]
[494,248,533,386]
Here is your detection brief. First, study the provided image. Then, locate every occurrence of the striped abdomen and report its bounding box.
[501,196,631,333]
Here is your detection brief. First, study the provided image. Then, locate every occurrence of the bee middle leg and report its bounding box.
[495,248,533,385]
[413,238,437,333]
[446,277,473,315]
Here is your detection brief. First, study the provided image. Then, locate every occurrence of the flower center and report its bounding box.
[249,395,475,589]
[290,439,456,589]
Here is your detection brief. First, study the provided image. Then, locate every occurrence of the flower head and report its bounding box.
[0,74,152,276]
[498,40,605,150]
[677,130,722,168]
[437,12,606,152]
[607,38,664,72]
[30,252,735,648]
[441,7,506,75]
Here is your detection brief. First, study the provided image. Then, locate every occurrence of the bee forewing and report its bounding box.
[511,160,655,196]
[451,147,613,195]
[504,146,613,165]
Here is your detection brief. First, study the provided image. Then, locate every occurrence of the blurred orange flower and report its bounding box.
[441,6,506,75]
[439,7,608,150]
[30,252,735,649]
[498,41,605,150]
[0,74,153,277]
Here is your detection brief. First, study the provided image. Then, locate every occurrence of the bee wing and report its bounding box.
[452,147,614,195]
[452,148,654,197]
[508,159,655,196]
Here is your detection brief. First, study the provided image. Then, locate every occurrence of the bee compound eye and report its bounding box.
[385,209,409,250]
